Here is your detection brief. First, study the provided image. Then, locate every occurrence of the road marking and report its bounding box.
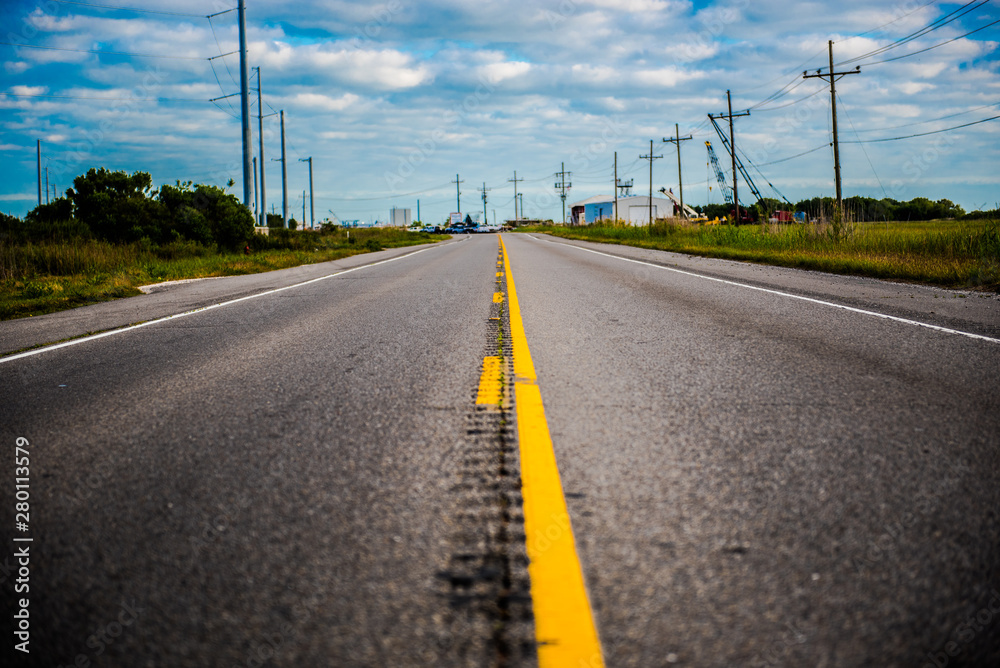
[0,244,441,364]
[528,235,1000,345]
[499,236,605,668]
[476,356,502,405]
[493,292,504,303]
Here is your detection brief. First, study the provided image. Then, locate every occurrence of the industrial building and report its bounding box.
[570,194,679,225]
[389,207,412,227]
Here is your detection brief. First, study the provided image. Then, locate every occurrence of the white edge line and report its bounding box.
[528,235,1000,345]
[1,245,439,364]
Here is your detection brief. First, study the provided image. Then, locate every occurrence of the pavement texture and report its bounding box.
[2,235,534,668]
[2,231,998,667]
[504,233,999,667]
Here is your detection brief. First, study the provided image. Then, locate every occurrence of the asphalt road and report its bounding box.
[3,232,999,667]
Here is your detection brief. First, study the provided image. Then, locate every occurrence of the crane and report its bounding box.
[658,187,701,219]
[708,116,766,209]
[705,141,733,205]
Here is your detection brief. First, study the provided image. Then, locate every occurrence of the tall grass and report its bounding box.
[0,227,439,320]
[523,219,1000,290]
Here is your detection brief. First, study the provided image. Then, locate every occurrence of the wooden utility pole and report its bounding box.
[640,140,662,225]
[663,123,692,218]
[804,40,860,211]
[709,91,749,222]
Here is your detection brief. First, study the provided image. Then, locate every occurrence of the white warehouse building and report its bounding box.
[570,194,679,225]
[389,207,412,227]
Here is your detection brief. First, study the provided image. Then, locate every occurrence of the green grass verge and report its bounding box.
[517,219,1000,291]
[0,227,443,320]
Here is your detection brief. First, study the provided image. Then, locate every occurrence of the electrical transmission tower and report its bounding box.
[640,140,662,225]
[554,162,572,224]
[804,40,861,212]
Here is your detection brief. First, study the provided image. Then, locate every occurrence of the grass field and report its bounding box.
[519,219,1000,291]
[0,227,440,320]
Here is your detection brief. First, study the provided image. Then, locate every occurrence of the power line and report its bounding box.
[862,17,1000,67]
[850,0,939,39]
[852,101,1000,133]
[836,91,888,198]
[752,86,827,112]
[755,144,831,167]
[841,113,1000,142]
[836,0,988,67]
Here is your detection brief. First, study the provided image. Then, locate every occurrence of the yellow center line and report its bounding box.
[476,356,503,406]
[499,236,605,668]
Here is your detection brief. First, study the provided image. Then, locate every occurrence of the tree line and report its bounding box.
[3,168,256,250]
[693,195,989,222]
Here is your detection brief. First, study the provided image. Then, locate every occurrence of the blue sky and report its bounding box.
[1,0,998,224]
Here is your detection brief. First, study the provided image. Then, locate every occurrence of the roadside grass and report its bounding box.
[0,227,441,320]
[518,219,1000,291]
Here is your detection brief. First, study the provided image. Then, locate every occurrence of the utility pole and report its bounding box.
[253,156,258,217]
[417,199,420,223]
[280,110,288,227]
[518,193,524,223]
[255,66,266,227]
[302,190,306,228]
[478,182,491,226]
[663,123,692,219]
[44,166,49,205]
[709,90,749,223]
[508,170,523,222]
[804,40,861,212]
[640,140,662,225]
[452,173,463,215]
[613,151,618,223]
[299,157,314,228]
[36,140,41,206]
[237,0,252,209]
[554,162,571,224]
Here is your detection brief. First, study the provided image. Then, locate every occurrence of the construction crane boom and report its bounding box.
[705,141,733,205]
[658,187,700,219]
[708,116,765,207]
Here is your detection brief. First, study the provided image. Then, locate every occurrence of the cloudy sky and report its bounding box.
[1,0,998,224]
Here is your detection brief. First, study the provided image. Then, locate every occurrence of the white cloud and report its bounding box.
[633,66,703,87]
[291,92,360,112]
[480,61,532,84]
[10,85,47,95]
[898,82,934,95]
